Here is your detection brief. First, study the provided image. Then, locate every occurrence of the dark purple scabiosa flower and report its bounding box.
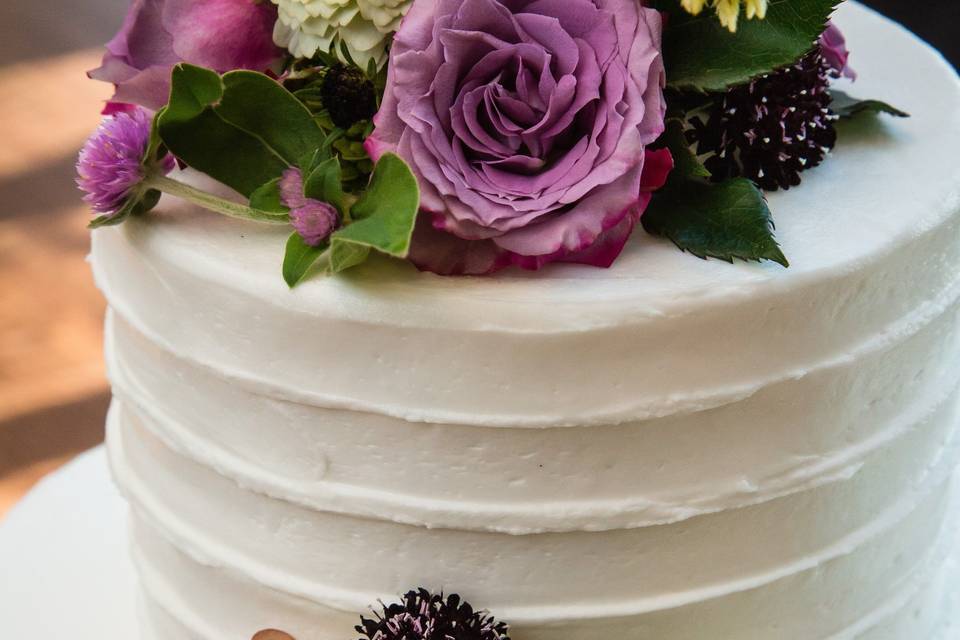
[279,168,340,246]
[76,107,175,219]
[687,46,839,191]
[356,589,510,640]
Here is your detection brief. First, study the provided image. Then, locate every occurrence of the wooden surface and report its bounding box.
[0,50,115,519]
[0,0,128,520]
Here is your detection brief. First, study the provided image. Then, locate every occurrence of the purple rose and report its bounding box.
[89,0,283,111]
[820,22,856,81]
[366,0,670,275]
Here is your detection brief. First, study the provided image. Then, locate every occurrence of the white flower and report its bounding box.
[358,0,410,33]
[271,0,412,68]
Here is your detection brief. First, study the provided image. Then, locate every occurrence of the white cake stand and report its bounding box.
[1,447,959,638]
[0,448,137,636]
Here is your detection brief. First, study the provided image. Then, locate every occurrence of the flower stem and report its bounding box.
[143,174,289,224]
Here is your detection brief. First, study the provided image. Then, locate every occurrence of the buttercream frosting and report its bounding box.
[89,3,960,638]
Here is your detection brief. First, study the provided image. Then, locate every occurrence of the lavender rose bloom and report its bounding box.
[366,0,671,274]
[89,0,282,111]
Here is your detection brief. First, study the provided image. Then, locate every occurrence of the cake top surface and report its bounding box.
[101,3,958,331]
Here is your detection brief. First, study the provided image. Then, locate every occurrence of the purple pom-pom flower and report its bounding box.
[279,168,340,246]
[76,107,175,220]
[366,0,670,275]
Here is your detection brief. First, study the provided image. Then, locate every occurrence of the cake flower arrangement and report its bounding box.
[77,0,906,285]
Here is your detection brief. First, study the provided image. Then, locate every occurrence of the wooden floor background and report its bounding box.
[0,0,127,517]
[0,1,956,520]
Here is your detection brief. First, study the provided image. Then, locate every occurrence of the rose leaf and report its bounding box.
[643,177,789,267]
[830,90,910,119]
[658,0,841,92]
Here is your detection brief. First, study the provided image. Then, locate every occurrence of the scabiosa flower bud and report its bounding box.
[279,168,340,246]
[76,107,175,218]
[321,63,378,129]
[688,47,838,191]
[356,589,510,640]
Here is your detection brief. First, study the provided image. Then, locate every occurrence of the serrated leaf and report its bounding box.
[659,118,711,180]
[643,178,789,267]
[659,0,840,91]
[282,232,329,287]
[830,90,910,119]
[249,178,290,215]
[157,64,325,197]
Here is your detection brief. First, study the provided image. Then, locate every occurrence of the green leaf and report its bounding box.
[659,118,711,180]
[282,232,329,287]
[157,64,325,197]
[322,152,420,274]
[646,122,786,260]
[88,188,162,229]
[643,177,789,267]
[145,111,165,164]
[217,71,326,163]
[249,178,290,215]
[324,239,372,274]
[658,0,840,91]
[830,90,910,119]
[303,157,346,213]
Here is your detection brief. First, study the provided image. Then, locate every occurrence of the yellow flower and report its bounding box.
[744,0,768,20]
[680,0,769,32]
[680,0,708,15]
[715,0,740,32]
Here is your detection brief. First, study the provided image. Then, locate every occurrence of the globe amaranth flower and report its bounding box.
[279,168,340,245]
[680,0,768,32]
[271,0,413,69]
[366,0,673,275]
[76,107,175,218]
[356,589,510,640]
[89,0,282,111]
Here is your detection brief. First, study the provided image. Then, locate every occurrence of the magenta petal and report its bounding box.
[88,0,281,111]
[640,147,674,193]
[505,201,641,270]
[408,213,509,275]
[163,0,280,72]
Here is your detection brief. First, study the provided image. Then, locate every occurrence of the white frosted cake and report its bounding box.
[88,3,959,639]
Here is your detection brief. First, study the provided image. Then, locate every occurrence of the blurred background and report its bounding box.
[0,0,957,519]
